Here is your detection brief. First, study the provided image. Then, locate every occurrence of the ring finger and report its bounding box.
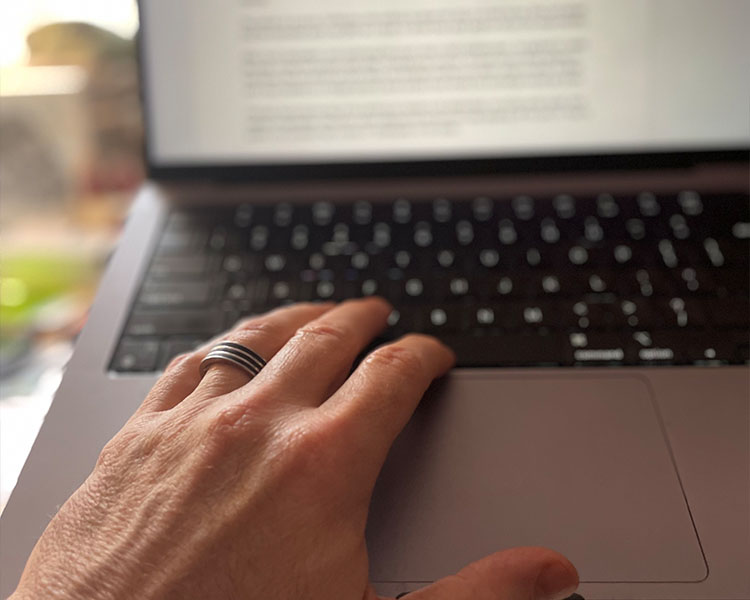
[144,302,334,411]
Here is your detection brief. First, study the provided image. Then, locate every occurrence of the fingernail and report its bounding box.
[536,560,579,600]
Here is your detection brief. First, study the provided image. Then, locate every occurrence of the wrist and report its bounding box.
[12,558,122,600]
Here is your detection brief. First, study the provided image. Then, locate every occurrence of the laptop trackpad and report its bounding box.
[368,374,706,584]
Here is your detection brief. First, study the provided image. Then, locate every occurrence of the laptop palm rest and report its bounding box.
[368,374,706,585]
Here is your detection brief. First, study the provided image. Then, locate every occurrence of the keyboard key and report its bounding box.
[110,339,160,372]
[540,218,561,243]
[568,333,631,365]
[316,280,336,299]
[148,254,213,279]
[141,280,213,307]
[352,201,372,225]
[553,194,576,219]
[475,306,496,326]
[387,305,424,333]
[448,277,470,297]
[126,310,225,337]
[625,218,646,241]
[423,305,464,333]
[361,278,379,296]
[620,269,676,297]
[659,297,706,328]
[472,196,493,222]
[456,220,474,245]
[404,278,425,298]
[491,301,574,330]
[158,337,205,369]
[312,201,335,226]
[703,238,725,266]
[637,192,661,217]
[674,267,710,294]
[512,195,535,220]
[479,248,499,268]
[498,219,518,245]
[541,275,561,294]
[677,190,703,216]
[733,221,750,239]
[233,204,253,228]
[584,217,604,242]
[495,276,515,297]
[413,221,433,247]
[270,280,293,301]
[157,228,208,253]
[433,197,452,223]
[393,198,411,223]
[596,194,620,218]
[429,308,448,327]
[568,245,588,265]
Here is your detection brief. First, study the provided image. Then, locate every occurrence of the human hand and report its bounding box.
[12,298,578,600]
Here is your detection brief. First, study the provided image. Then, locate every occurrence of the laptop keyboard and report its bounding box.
[110,191,749,372]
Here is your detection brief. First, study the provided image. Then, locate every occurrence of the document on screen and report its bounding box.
[142,0,750,164]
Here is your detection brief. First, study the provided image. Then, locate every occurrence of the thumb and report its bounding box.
[406,546,579,600]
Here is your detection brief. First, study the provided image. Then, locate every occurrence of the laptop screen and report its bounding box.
[140,0,749,168]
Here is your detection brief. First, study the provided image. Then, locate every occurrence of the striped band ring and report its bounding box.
[199,341,267,381]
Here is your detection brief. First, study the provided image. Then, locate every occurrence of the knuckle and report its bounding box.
[207,402,255,437]
[144,365,192,403]
[294,322,349,345]
[96,439,120,469]
[366,343,423,376]
[96,429,140,469]
[275,418,340,479]
[164,352,191,372]
[94,415,176,484]
[292,421,334,455]
[202,400,267,453]
[233,318,284,341]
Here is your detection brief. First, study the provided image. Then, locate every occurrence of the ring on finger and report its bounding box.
[199,341,267,380]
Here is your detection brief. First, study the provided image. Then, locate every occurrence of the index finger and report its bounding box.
[323,334,455,466]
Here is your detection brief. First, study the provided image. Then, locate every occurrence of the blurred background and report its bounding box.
[1,1,142,510]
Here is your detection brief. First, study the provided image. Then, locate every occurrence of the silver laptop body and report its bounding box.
[2,1,748,598]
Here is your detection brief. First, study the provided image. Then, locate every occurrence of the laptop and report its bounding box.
[2,1,748,597]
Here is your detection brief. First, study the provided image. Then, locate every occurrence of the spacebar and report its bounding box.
[438,333,565,367]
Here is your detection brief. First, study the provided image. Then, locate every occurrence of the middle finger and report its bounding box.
[248,297,391,407]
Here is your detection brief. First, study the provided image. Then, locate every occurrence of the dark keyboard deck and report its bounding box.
[110,191,750,372]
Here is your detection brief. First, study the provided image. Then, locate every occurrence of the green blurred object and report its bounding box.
[0,251,94,337]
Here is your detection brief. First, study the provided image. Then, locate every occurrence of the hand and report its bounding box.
[12,298,578,600]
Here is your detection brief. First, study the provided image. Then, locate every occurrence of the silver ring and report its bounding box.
[199,341,267,380]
